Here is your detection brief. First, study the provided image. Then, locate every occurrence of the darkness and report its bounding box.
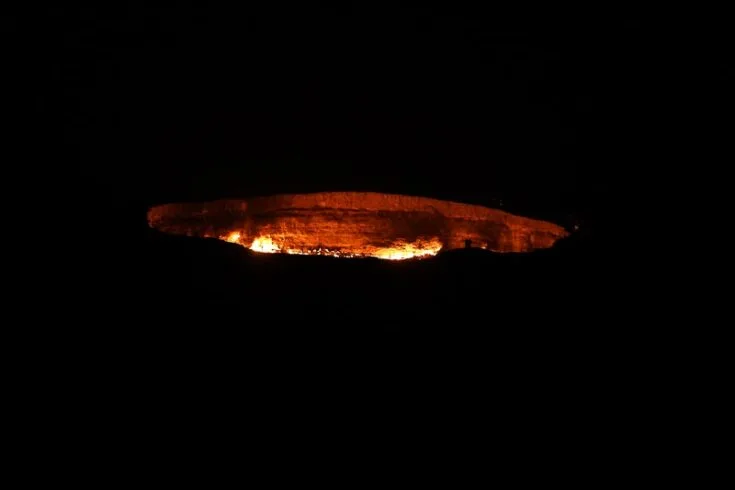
[46,5,643,213]
[39,4,651,466]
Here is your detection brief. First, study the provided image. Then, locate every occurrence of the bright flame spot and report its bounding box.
[244,234,441,260]
[372,238,443,260]
[223,231,241,244]
[250,236,281,253]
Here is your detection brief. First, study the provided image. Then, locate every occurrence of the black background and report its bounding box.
[43,4,650,359]
[35,4,654,461]
[45,5,644,218]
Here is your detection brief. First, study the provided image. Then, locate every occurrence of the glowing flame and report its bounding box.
[372,238,443,260]
[250,236,281,253]
[222,231,242,244]
[150,192,570,256]
[242,234,442,260]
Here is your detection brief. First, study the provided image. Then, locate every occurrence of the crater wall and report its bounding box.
[147,192,569,254]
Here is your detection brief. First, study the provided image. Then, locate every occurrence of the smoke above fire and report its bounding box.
[148,192,569,260]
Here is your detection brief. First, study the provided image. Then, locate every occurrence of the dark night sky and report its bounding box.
[44,5,645,230]
[32,6,664,440]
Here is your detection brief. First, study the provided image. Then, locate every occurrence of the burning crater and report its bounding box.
[147,192,569,260]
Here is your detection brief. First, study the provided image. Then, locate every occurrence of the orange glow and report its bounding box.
[249,235,281,253]
[222,231,242,244]
[237,234,442,260]
[372,238,442,260]
[149,192,570,260]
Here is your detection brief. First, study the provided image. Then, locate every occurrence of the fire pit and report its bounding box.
[147,192,569,260]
